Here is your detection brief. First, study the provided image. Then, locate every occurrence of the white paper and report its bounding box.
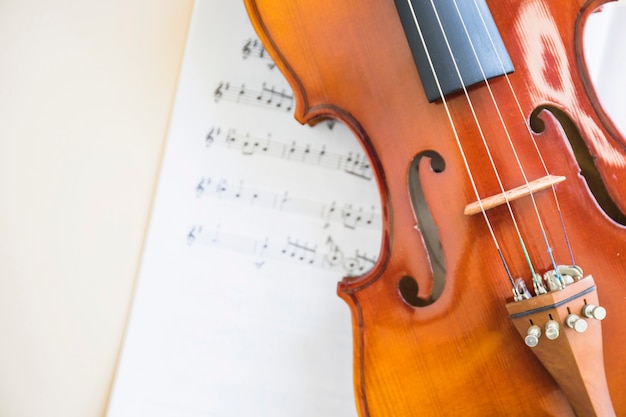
[106,1,381,416]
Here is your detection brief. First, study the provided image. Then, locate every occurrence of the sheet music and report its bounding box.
[106,1,381,416]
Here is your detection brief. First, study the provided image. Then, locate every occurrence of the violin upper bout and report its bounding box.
[244,0,308,123]
[243,0,348,127]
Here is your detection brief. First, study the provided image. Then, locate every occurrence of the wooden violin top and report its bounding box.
[244,0,626,415]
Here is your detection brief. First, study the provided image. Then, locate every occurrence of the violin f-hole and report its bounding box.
[530,105,626,225]
[399,150,446,307]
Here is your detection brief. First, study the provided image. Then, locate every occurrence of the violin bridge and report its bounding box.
[464,175,565,216]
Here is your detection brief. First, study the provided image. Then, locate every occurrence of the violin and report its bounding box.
[243,0,626,415]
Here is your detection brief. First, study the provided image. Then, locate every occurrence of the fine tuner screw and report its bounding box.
[525,324,541,347]
[544,320,560,340]
[582,304,607,321]
[565,313,588,333]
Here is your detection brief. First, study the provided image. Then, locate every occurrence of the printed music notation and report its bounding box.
[195,176,380,230]
[205,126,374,180]
[214,81,294,112]
[242,38,277,70]
[106,3,381,416]
[186,225,377,276]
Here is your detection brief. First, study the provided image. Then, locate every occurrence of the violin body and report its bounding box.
[244,0,626,415]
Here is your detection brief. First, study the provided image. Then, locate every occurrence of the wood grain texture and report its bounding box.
[244,0,626,415]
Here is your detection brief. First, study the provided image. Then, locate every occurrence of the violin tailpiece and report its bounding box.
[506,276,615,417]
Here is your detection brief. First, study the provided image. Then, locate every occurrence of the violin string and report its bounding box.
[404,0,516,287]
[436,3,546,284]
[447,0,563,283]
[468,0,576,267]
[410,0,543,284]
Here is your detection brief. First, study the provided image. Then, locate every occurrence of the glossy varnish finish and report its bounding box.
[244,0,626,415]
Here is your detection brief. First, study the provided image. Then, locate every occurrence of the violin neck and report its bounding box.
[393,0,513,102]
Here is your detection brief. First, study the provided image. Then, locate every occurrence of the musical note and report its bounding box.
[323,236,377,275]
[256,82,293,110]
[213,81,294,112]
[241,38,277,70]
[341,204,360,230]
[282,238,317,265]
[195,176,381,231]
[237,84,246,102]
[323,235,344,267]
[275,191,289,211]
[238,133,270,155]
[207,127,373,180]
[215,178,228,197]
[356,250,377,267]
[189,224,376,276]
[258,237,269,257]
[340,204,378,229]
[344,152,373,180]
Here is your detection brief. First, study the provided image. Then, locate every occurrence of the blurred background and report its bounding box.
[0,1,193,415]
[0,1,623,416]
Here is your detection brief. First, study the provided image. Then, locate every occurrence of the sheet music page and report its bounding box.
[106,1,381,416]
